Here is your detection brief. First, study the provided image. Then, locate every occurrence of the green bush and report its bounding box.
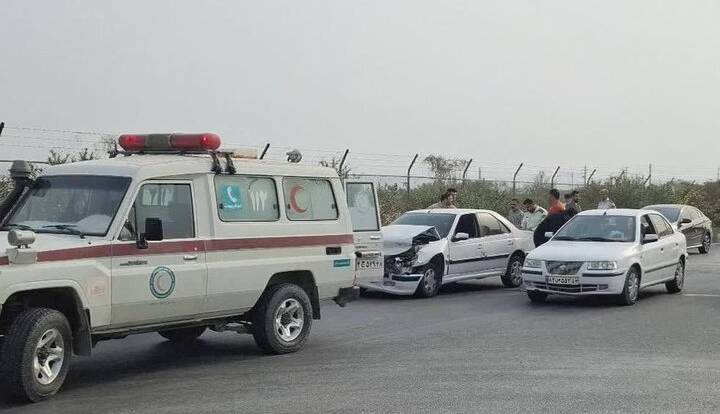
[378,177,720,231]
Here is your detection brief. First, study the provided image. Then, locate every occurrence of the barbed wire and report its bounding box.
[1,123,718,183]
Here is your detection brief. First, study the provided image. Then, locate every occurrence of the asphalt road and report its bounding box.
[3,248,720,413]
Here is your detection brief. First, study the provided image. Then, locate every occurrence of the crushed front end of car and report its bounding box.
[357,225,444,295]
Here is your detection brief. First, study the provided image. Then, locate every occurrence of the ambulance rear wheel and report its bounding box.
[252,283,313,354]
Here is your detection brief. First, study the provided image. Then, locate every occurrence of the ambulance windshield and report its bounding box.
[3,175,131,237]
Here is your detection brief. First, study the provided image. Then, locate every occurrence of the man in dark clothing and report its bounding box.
[533,210,571,247]
[564,193,580,217]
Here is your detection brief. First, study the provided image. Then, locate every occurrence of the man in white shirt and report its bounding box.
[521,199,547,231]
[597,189,616,209]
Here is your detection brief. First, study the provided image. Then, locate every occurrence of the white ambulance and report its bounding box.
[0,133,382,402]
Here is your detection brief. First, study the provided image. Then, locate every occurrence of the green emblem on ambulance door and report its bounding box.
[149,266,176,299]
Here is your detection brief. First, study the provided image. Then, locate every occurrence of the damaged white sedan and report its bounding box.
[357,209,534,297]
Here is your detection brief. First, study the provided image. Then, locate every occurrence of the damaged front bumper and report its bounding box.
[357,273,423,296]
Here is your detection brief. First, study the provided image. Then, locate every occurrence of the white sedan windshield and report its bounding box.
[3,175,131,236]
[554,215,636,243]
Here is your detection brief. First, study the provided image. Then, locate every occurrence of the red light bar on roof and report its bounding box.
[117,133,221,152]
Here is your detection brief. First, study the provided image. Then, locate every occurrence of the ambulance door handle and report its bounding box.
[183,254,199,261]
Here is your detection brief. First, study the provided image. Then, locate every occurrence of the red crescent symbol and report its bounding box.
[289,185,306,213]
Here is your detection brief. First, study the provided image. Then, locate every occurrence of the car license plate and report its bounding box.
[546,275,579,285]
[357,258,383,270]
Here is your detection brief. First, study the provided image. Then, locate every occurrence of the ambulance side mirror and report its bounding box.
[137,218,164,249]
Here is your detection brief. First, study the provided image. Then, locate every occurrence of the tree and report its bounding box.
[47,148,97,165]
[319,157,351,180]
[423,155,467,182]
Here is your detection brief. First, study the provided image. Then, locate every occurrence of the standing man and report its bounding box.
[565,193,579,217]
[597,189,616,209]
[446,188,458,208]
[522,199,547,231]
[507,199,525,228]
[427,193,450,209]
[571,190,582,212]
[548,188,565,214]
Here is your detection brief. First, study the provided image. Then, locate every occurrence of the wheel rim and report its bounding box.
[510,259,523,286]
[273,298,304,342]
[33,328,64,385]
[627,271,639,302]
[423,268,437,293]
[675,262,685,288]
[703,234,711,250]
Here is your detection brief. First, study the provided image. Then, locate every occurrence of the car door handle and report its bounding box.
[369,235,381,240]
[183,254,199,261]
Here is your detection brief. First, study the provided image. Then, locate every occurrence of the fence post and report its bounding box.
[512,162,523,196]
[586,169,597,185]
[550,166,560,188]
[462,158,473,184]
[407,154,419,199]
[338,149,349,171]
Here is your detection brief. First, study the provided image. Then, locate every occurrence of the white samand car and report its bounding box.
[522,209,688,305]
[358,209,534,297]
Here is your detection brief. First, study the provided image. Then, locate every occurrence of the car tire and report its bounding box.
[158,326,207,343]
[617,267,640,306]
[414,263,441,298]
[502,253,525,288]
[527,290,547,303]
[0,308,73,402]
[699,233,712,254]
[251,283,313,355]
[665,260,685,294]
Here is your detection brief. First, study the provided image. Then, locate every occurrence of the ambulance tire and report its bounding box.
[252,283,313,355]
[0,308,73,402]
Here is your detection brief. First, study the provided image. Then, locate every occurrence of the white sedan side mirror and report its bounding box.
[643,234,659,243]
[453,232,469,241]
[544,232,554,239]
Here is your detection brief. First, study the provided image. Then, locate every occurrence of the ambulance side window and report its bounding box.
[282,178,338,221]
[214,176,279,221]
[119,183,195,241]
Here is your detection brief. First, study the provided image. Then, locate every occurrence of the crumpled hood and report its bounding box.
[530,240,639,262]
[0,231,104,259]
[381,225,441,256]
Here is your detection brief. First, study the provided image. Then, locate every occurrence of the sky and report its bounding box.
[1,0,720,184]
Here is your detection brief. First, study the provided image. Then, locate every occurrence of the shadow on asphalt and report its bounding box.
[524,286,675,310]
[360,280,508,301]
[0,338,266,407]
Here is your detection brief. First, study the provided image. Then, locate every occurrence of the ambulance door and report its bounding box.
[111,181,207,327]
[345,181,384,285]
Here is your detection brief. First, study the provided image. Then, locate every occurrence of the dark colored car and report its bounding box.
[643,204,713,254]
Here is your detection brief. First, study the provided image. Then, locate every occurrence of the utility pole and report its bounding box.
[478,167,482,181]
[583,166,587,187]
[648,163,652,186]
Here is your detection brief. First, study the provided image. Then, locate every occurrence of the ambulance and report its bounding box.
[0,133,382,402]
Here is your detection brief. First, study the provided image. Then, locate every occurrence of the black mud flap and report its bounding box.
[333,286,360,307]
